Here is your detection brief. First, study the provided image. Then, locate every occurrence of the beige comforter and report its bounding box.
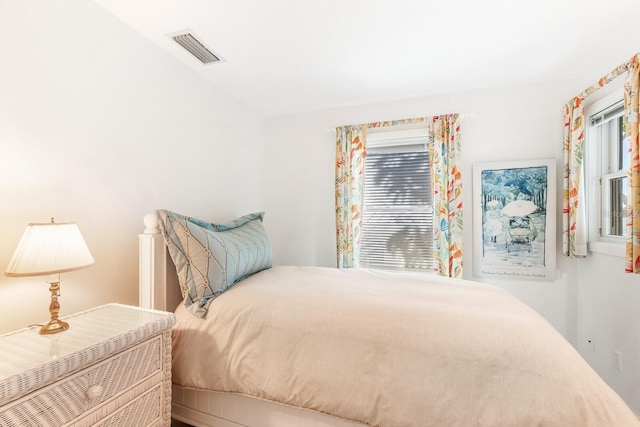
[172,266,638,427]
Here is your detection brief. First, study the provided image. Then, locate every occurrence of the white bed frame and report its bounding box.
[138,213,363,427]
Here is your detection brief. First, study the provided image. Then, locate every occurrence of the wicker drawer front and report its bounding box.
[0,336,162,427]
[95,383,161,427]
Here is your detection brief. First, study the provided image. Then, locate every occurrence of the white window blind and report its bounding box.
[360,136,433,272]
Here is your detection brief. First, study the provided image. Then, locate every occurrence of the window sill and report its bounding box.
[588,241,625,257]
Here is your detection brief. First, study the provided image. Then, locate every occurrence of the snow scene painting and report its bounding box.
[473,159,556,280]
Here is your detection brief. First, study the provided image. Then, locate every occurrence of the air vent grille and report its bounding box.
[172,33,220,64]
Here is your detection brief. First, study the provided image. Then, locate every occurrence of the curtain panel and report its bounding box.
[624,55,640,273]
[429,114,464,278]
[335,125,366,268]
[561,97,588,257]
[334,115,463,278]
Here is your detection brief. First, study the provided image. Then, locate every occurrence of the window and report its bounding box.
[586,92,628,253]
[360,128,433,272]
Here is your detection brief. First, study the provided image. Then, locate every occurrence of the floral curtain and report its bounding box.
[562,97,588,257]
[429,114,464,278]
[624,54,640,273]
[335,125,366,268]
[334,115,463,277]
[562,51,640,272]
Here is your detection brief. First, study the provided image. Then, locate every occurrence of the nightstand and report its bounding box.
[0,303,175,426]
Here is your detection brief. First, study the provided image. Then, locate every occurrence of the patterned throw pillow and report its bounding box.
[157,209,272,317]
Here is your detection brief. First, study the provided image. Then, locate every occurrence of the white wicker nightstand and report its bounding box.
[0,303,175,427]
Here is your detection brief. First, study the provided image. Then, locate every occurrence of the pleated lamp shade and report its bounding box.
[5,220,94,277]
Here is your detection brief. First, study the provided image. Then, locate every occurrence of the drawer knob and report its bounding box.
[87,385,104,399]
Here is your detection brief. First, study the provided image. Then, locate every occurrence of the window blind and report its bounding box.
[360,145,433,271]
[590,100,624,126]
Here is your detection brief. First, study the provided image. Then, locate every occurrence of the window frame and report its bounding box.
[585,88,627,257]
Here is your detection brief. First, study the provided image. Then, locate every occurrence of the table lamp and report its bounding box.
[5,218,94,334]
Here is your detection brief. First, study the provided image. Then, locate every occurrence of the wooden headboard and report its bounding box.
[138,212,182,312]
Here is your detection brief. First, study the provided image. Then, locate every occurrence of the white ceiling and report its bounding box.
[93,0,639,117]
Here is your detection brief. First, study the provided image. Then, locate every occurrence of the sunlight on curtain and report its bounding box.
[624,54,640,273]
[562,98,588,257]
[429,114,463,278]
[335,125,366,268]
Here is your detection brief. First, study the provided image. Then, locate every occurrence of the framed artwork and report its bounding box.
[472,159,556,280]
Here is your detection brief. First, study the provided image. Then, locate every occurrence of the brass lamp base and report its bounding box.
[40,319,69,335]
[40,278,69,335]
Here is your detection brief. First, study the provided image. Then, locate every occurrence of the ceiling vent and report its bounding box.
[171,32,220,65]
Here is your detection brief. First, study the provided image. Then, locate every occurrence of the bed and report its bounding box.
[138,211,639,427]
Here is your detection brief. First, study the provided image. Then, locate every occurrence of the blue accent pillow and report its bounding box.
[157,210,272,317]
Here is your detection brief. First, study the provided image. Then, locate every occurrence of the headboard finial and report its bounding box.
[140,212,180,311]
[143,212,161,235]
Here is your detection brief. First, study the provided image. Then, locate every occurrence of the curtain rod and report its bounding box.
[332,112,466,132]
[565,51,640,107]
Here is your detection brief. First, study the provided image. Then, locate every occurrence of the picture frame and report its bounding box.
[472,159,556,280]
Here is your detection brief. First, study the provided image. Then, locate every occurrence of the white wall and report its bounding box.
[0,0,264,333]
[576,253,640,412]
